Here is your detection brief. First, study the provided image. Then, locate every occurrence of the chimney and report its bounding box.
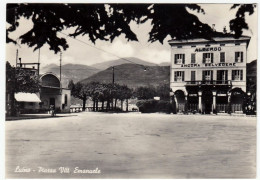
[212,24,216,31]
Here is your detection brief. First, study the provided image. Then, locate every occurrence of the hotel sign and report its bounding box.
[195,47,222,52]
[181,63,236,68]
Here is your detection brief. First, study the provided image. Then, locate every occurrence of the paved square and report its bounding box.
[6,112,256,178]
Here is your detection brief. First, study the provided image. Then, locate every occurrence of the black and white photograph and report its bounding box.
[3,1,258,179]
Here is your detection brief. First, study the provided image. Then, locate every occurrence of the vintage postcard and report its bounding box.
[4,2,257,179]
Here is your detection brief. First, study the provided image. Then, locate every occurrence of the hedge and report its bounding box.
[136,99,171,113]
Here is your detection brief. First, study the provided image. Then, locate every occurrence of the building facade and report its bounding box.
[39,73,71,113]
[169,36,250,114]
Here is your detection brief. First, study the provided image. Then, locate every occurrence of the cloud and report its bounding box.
[137,48,170,64]
[100,39,135,60]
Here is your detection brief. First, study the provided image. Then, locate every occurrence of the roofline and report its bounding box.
[168,36,251,47]
[39,72,60,81]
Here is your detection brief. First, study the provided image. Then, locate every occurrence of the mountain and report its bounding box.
[246,60,257,95]
[247,60,257,77]
[41,63,100,88]
[90,57,157,70]
[159,62,171,66]
[80,63,170,88]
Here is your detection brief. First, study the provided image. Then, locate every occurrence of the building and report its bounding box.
[39,72,71,112]
[8,60,71,114]
[169,35,250,114]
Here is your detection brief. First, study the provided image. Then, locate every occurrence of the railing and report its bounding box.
[231,104,243,113]
[177,103,185,113]
[187,104,198,111]
[186,80,231,86]
[216,104,228,113]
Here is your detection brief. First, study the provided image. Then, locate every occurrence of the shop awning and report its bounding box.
[15,93,41,102]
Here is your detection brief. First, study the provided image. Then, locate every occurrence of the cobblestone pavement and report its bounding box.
[5,112,256,178]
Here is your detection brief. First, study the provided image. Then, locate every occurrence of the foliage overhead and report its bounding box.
[229,4,257,38]
[6,61,39,93]
[6,3,256,54]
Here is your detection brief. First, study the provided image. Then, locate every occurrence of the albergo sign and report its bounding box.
[181,63,236,68]
[195,47,222,52]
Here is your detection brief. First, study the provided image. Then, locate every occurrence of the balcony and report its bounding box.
[185,80,232,86]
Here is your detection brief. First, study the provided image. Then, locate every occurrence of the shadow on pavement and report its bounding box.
[6,114,77,121]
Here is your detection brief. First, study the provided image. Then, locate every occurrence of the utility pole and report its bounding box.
[38,48,41,76]
[112,66,114,84]
[60,51,62,83]
[15,49,18,67]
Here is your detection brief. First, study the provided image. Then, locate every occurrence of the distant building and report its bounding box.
[169,35,250,114]
[9,60,71,114]
[39,73,71,112]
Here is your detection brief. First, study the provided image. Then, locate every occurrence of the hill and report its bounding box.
[80,63,170,89]
[41,63,100,88]
[90,57,157,70]
[247,60,257,77]
[246,60,257,94]
[159,62,171,66]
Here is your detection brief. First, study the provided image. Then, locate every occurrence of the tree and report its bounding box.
[118,85,133,111]
[134,86,156,100]
[156,84,171,101]
[6,61,39,116]
[6,4,256,54]
[68,80,88,110]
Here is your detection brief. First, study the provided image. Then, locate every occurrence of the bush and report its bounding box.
[136,99,171,113]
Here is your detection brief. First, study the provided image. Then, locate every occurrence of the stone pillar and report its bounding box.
[174,95,178,112]
[185,95,188,113]
[198,91,202,113]
[212,90,217,113]
[228,92,231,114]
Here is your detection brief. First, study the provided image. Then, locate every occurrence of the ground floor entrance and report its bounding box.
[172,87,246,114]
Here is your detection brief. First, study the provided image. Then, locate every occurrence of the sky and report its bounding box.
[5,4,258,68]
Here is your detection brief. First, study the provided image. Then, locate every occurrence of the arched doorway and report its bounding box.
[202,90,213,114]
[230,88,246,113]
[175,90,186,113]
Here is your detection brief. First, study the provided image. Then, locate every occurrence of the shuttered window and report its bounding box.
[174,54,185,64]
[217,70,228,81]
[191,53,196,63]
[220,52,225,62]
[232,70,243,80]
[235,52,243,62]
[203,53,214,63]
[191,71,196,81]
[202,70,213,81]
[174,71,185,82]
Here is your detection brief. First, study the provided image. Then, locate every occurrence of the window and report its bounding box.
[65,94,68,106]
[235,52,243,62]
[191,53,196,63]
[220,52,225,63]
[174,71,185,82]
[232,70,243,81]
[202,70,213,81]
[217,70,228,83]
[174,54,185,64]
[177,46,182,48]
[191,71,196,82]
[203,53,213,63]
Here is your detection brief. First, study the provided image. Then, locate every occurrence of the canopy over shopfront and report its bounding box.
[15,92,41,102]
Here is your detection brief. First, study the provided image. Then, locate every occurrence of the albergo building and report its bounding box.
[169,35,250,114]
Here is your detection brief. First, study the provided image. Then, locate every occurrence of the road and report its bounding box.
[5,112,256,178]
